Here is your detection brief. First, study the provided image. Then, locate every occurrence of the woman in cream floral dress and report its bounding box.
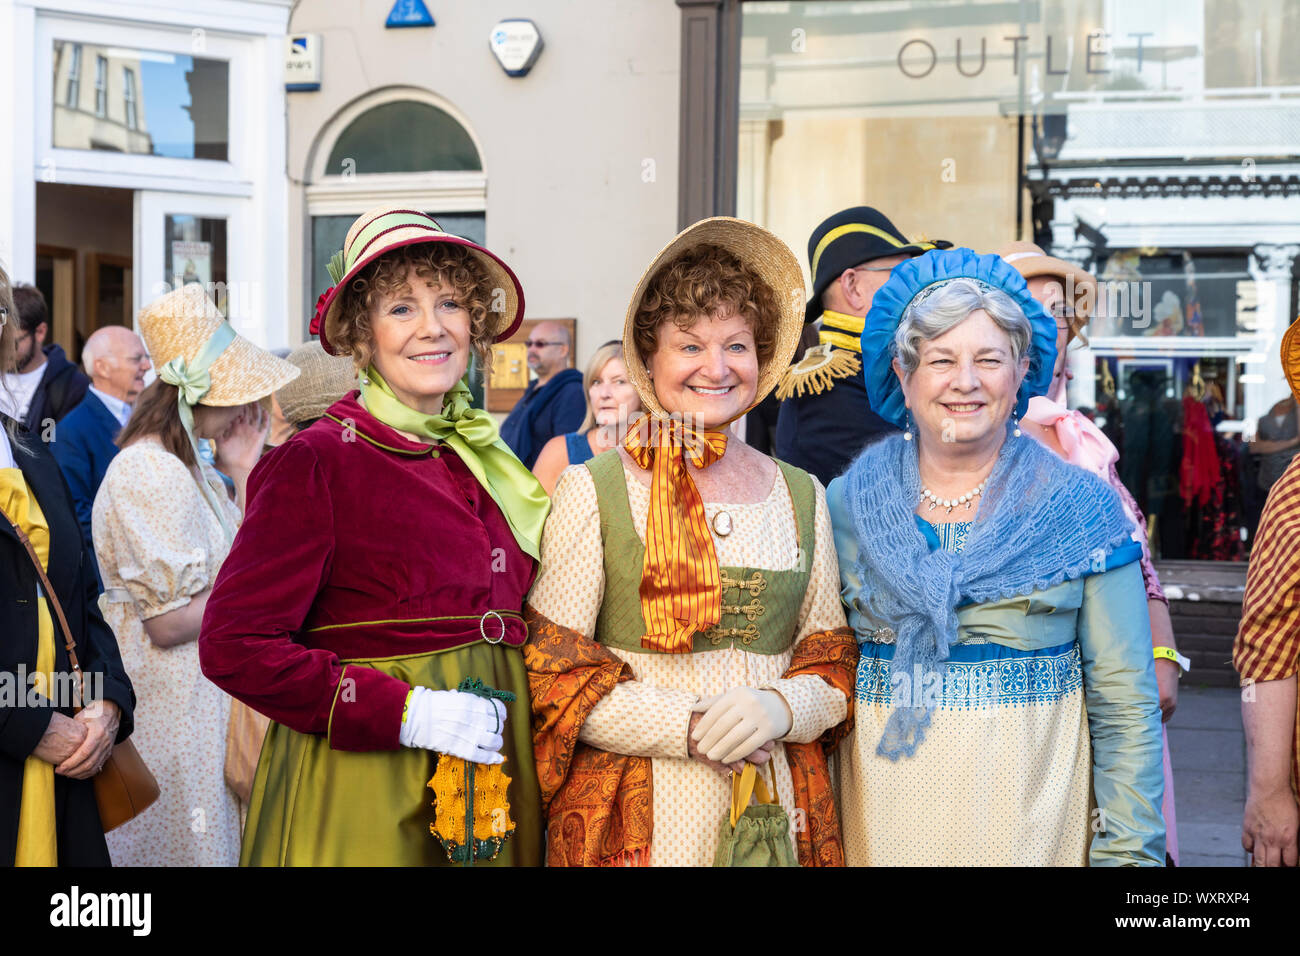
[92,285,296,866]
[525,219,856,867]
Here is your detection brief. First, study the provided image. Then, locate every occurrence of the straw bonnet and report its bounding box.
[1282,320,1300,404]
[622,217,805,420]
[137,284,298,406]
[310,205,525,355]
[860,247,1057,429]
[994,240,1097,338]
[277,341,358,426]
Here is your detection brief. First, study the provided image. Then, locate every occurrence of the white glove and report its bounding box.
[398,687,507,765]
[691,687,793,765]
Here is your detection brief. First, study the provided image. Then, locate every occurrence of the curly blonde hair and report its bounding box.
[327,243,496,372]
[631,243,778,367]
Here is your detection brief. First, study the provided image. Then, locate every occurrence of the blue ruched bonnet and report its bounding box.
[858,247,1058,427]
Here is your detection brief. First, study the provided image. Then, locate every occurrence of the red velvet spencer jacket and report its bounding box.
[198,392,538,752]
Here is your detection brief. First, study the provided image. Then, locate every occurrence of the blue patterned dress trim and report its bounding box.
[856,638,1083,709]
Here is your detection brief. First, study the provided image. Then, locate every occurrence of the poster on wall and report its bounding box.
[171,240,212,289]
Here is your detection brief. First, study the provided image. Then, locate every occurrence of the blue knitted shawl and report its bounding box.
[843,426,1136,759]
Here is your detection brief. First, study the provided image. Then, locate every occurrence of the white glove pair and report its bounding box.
[691,687,793,765]
[399,686,507,764]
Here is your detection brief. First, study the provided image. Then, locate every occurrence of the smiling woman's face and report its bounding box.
[368,263,471,415]
[896,309,1028,452]
[646,310,758,429]
[589,356,640,428]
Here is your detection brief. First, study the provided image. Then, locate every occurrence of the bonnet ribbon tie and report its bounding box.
[359,366,550,560]
[623,414,729,654]
[157,321,237,542]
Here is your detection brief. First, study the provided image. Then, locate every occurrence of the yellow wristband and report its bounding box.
[402,689,414,724]
[1153,646,1190,672]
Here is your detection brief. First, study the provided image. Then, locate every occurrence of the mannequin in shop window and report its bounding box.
[1250,394,1300,497]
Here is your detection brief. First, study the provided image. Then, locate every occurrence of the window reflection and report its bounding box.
[52,40,229,160]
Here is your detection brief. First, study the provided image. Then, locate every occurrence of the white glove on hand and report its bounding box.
[398,687,507,765]
[690,687,793,765]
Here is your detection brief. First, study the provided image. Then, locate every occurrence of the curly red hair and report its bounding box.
[327,243,496,372]
[631,243,778,366]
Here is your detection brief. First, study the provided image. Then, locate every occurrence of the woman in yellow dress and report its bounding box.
[0,263,135,867]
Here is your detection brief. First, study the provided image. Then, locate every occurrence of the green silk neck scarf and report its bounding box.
[157,321,237,542]
[359,366,550,560]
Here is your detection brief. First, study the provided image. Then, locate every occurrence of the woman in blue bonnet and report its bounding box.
[827,248,1165,866]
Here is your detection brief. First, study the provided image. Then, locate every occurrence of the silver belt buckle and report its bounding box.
[479,610,507,645]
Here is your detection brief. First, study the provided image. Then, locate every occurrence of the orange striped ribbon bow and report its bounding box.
[623,415,730,654]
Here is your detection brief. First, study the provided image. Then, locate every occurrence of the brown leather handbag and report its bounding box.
[4,513,159,832]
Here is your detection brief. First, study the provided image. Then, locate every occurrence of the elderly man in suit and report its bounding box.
[50,325,151,546]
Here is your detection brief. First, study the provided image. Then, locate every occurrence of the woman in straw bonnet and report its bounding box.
[525,218,856,867]
[829,247,1164,865]
[93,284,297,866]
[1,262,136,867]
[200,206,550,866]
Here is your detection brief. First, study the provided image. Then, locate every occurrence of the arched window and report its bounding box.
[304,92,488,339]
[324,100,481,175]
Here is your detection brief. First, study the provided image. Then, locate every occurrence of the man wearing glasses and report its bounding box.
[499,320,585,469]
[0,283,90,433]
[773,206,949,486]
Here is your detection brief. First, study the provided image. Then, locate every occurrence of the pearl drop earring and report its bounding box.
[903,412,913,441]
[1013,415,1022,438]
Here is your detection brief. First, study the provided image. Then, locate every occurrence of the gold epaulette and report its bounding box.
[775,343,862,401]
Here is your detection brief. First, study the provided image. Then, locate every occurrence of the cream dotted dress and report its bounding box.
[528,457,849,867]
[92,439,242,867]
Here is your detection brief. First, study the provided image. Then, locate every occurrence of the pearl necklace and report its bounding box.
[920,477,989,514]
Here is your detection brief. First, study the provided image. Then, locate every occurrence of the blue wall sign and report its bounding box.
[386,0,435,29]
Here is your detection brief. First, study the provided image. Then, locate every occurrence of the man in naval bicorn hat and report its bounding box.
[773,206,951,486]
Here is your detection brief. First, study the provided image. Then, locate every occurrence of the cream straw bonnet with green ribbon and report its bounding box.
[137,283,299,537]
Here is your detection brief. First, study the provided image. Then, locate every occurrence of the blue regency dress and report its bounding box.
[827,484,1166,866]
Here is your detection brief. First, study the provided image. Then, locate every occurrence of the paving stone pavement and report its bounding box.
[1167,685,1248,867]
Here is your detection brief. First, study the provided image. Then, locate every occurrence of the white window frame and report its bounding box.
[37,16,256,195]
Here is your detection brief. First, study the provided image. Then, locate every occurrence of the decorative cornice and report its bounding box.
[1037,173,1300,199]
[1252,243,1300,277]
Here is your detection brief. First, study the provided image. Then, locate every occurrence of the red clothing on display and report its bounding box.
[1179,393,1220,508]
[199,392,537,752]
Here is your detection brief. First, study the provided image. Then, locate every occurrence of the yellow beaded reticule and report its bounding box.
[427,677,517,864]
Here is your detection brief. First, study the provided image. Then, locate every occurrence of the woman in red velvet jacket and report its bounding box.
[199,206,551,865]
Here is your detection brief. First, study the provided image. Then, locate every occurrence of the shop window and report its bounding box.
[1091,250,1254,340]
[52,40,229,160]
[164,214,228,312]
[324,101,482,175]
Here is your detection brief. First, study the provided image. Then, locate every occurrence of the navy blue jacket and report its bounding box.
[499,368,586,469]
[22,346,90,434]
[50,392,123,549]
[773,365,896,487]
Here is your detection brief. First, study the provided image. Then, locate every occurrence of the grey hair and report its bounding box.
[892,278,1033,377]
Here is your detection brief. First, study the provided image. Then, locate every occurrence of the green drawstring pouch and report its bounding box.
[713,762,798,867]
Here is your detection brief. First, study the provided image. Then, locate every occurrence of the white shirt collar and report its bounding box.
[0,425,16,469]
[90,386,132,427]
